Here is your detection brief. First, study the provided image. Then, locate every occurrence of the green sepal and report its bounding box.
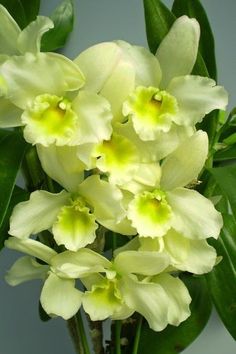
[41,0,74,52]
[137,274,212,354]
[0,0,40,29]
[0,129,28,250]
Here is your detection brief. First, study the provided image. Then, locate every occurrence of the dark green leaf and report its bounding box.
[0,185,29,250]
[0,0,40,29]
[208,165,236,220]
[39,301,51,322]
[138,274,212,354]
[172,0,217,80]
[41,0,74,52]
[143,0,175,54]
[0,130,28,248]
[214,145,236,162]
[206,214,236,340]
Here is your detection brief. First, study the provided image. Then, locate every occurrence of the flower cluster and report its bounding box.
[1,5,228,331]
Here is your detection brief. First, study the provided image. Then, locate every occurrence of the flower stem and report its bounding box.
[76,311,91,354]
[132,316,143,354]
[115,320,122,354]
[67,316,84,354]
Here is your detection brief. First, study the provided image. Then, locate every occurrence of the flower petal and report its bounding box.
[74,42,122,93]
[17,16,54,54]
[5,237,57,264]
[164,229,217,274]
[37,144,84,192]
[167,188,223,239]
[51,249,111,279]
[71,91,112,144]
[5,256,49,286]
[152,273,191,326]
[0,5,20,55]
[52,202,98,251]
[116,40,162,87]
[120,275,169,331]
[114,250,169,276]
[0,98,22,127]
[161,130,208,190]
[78,175,126,226]
[9,190,69,238]
[83,277,123,321]
[156,16,200,88]
[167,75,228,125]
[40,272,82,320]
[1,53,84,109]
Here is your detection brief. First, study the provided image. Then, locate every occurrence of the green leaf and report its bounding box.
[0,130,28,249]
[172,0,217,80]
[0,0,40,29]
[206,214,236,340]
[214,145,236,162]
[208,165,236,220]
[143,0,175,54]
[0,185,29,250]
[138,274,212,354]
[41,0,74,52]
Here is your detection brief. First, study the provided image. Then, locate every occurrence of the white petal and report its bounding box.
[114,251,169,276]
[72,91,112,144]
[156,16,200,88]
[116,40,162,87]
[9,190,69,238]
[100,60,135,122]
[120,275,169,331]
[51,249,111,279]
[164,229,217,274]
[83,278,123,321]
[152,273,191,326]
[74,42,122,93]
[5,237,57,264]
[52,202,98,251]
[17,16,54,54]
[37,144,85,192]
[167,75,228,125]
[5,256,49,286]
[78,175,126,225]
[0,98,22,128]
[161,131,208,190]
[167,188,223,239]
[40,272,82,319]
[0,5,20,55]
[1,53,84,109]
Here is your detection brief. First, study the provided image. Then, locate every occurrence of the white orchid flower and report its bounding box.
[80,250,191,331]
[5,237,109,320]
[75,16,228,143]
[121,131,223,240]
[9,174,135,251]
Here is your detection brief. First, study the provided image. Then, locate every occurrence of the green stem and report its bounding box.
[115,320,122,354]
[76,311,91,354]
[132,316,143,354]
[67,316,84,354]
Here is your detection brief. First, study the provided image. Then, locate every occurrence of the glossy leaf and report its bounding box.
[206,214,236,340]
[0,130,28,249]
[214,145,236,162]
[143,0,175,54]
[0,0,40,29]
[138,274,212,354]
[208,165,236,220]
[41,0,74,52]
[0,186,29,250]
[172,0,217,80]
